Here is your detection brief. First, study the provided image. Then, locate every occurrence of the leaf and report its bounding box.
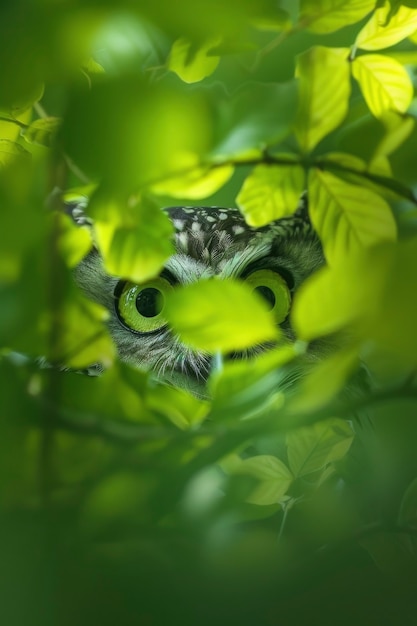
[399,477,417,527]
[308,168,397,265]
[288,346,360,412]
[53,212,93,269]
[0,139,31,168]
[355,2,417,50]
[287,418,354,478]
[23,117,60,147]
[151,163,234,199]
[89,194,174,283]
[236,163,305,226]
[300,0,376,34]
[168,37,220,83]
[214,81,298,158]
[352,54,413,119]
[227,455,293,506]
[372,111,415,160]
[294,47,351,153]
[164,278,279,353]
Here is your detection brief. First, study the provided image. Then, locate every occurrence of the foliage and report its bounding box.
[1,1,417,624]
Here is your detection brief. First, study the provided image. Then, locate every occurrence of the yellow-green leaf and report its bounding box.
[23,117,60,147]
[53,212,93,269]
[308,169,397,265]
[164,278,279,353]
[294,47,350,153]
[0,139,31,168]
[372,111,415,160]
[168,37,220,84]
[287,418,354,478]
[352,54,413,118]
[300,0,376,34]
[227,455,293,506]
[151,163,234,199]
[355,2,417,50]
[236,163,305,226]
[90,195,174,283]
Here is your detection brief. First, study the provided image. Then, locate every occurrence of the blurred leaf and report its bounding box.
[308,168,397,265]
[226,455,293,505]
[252,6,292,31]
[168,37,221,83]
[236,162,305,226]
[0,107,31,142]
[300,0,376,34]
[352,54,413,119]
[151,162,234,199]
[23,117,61,148]
[60,77,213,186]
[399,477,417,527]
[288,346,360,412]
[89,194,174,282]
[164,278,279,353]
[355,2,417,50]
[372,112,415,160]
[294,46,350,153]
[287,418,354,478]
[53,212,93,269]
[214,81,298,158]
[0,139,31,168]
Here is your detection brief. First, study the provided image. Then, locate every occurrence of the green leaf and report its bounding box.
[352,54,413,119]
[372,111,415,160]
[308,168,397,265]
[226,455,293,506]
[300,0,376,34]
[168,37,220,83]
[399,477,417,527]
[355,3,417,50]
[0,139,31,168]
[151,163,234,199]
[23,117,60,147]
[53,212,93,269]
[288,346,360,412]
[287,418,354,478]
[236,162,305,227]
[214,81,298,158]
[164,278,279,353]
[294,47,351,153]
[89,194,174,283]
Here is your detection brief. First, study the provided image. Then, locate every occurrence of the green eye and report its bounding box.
[245,269,291,324]
[115,275,173,333]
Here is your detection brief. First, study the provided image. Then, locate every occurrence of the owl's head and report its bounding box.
[74,200,324,396]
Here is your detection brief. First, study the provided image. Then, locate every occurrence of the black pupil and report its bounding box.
[136,288,163,318]
[255,286,276,310]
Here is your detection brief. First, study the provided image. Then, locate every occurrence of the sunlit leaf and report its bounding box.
[227,455,293,506]
[53,212,93,269]
[164,278,279,353]
[0,139,31,168]
[308,168,397,265]
[294,46,350,152]
[355,2,417,50]
[23,117,60,147]
[300,0,376,34]
[352,54,413,118]
[151,163,234,199]
[89,194,174,283]
[236,162,305,226]
[372,111,415,159]
[287,418,354,478]
[168,37,220,83]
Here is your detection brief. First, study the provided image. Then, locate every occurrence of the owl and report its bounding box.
[73,197,324,396]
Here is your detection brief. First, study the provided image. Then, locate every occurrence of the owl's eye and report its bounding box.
[115,275,174,334]
[245,269,291,324]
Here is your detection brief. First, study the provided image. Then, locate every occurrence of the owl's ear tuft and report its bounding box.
[294,191,309,223]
